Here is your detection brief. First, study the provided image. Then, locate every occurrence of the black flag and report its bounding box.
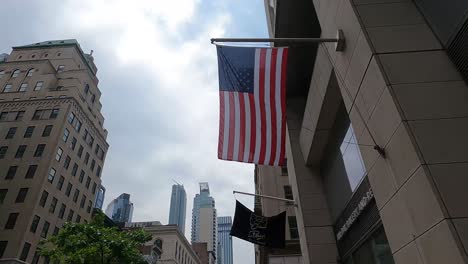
[230,200,286,248]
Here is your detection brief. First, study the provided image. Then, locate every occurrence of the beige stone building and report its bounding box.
[0,40,109,263]
[262,0,468,263]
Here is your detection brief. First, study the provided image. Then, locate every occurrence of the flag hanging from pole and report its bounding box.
[216,45,288,166]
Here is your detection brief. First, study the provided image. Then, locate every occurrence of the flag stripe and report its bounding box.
[279,48,288,165]
[248,94,256,163]
[274,48,284,166]
[218,91,225,159]
[222,91,230,160]
[264,49,272,165]
[241,93,249,162]
[269,48,278,166]
[233,93,242,161]
[253,49,262,164]
[258,49,267,165]
[227,92,235,160]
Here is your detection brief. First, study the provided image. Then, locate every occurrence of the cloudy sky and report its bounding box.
[0,0,269,262]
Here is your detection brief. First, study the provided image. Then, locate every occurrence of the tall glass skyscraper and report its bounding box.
[94,185,106,210]
[168,184,187,234]
[191,183,217,264]
[105,193,134,223]
[217,216,233,264]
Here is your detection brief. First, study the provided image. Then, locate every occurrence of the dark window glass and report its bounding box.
[15,111,25,120]
[34,144,46,157]
[76,214,81,223]
[67,112,75,124]
[87,200,92,213]
[64,156,71,169]
[71,163,78,176]
[58,204,66,219]
[67,209,74,222]
[95,144,99,155]
[92,183,97,194]
[65,183,72,197]
[31,251,40,264]
[30,215,40,233]
[56,147,63,161]
[24,126,35,138]
[85,177,91,189]
[90,159,95,171]
[41,221,50,238]
[77,145,84,157]
[284,185,293,200]
[96,166,101,177]
[83,129,88,140]
[19,242,31,261]
[49,197,58,214]
[5,166,18,179]
[288,216,299,239]
[53,227,59,236]
[25,165,38,178]
[15,188,28,203]
[70,137,77,150]
[57,176,65,191]
[42,125,53,137]
[5,213,19,229]
[0,112,7,120]
[15,145,27,158]
[39,190,48,207]
[0,241,7,258]
[0,189,7,204]
[62,128,69,142]
[84,84,89,94]
[79,170,85,183]
[5,127,16,139]
[0,146,7,158]
[32,110,42,120]
[75,120,82,132]
[73,189,80,203]
[47,168,56,183]
[50,108,59,119]
[84,153,90,164]
[80,195,86,208]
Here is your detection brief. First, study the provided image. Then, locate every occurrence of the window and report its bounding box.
[71,163,78,176]
[77,145,84,157]
[340,125,366,191]
[67,209,74,222]
[67,112,75,124]
[83,129,88,140]
[15,188,29,203]
[63,128,69,142]
[32,252,40,264]
[92,182,97,194]
[284,185,293,200]
[75,120,82,132]
[0,112,7,120]
[3,84,12,92]
[79,170,85,183]
[73,189,79,203]
[90,159,96,171]
[42,125,53,137]
[0,189,7,204]
[65,183,72,197]
[58,204,66,219]
[25,165,38,178]
[87,200,92,213]
[32,110,42,120]
[76,215,81,223]
[95,144,100,155]
[34,81,43,91]
[5,213,19,229]
[53,227,59,236]
[5,127,17,139]
[64,155,71,169]
[85,177,91,189]
[84,84,89,94]
[5,166,18,179]
[12,69,20,78]
[50,197,58,213]
[56,147,63,161]
[57,65,65,72]
[57,176,65,190]
[84,152,90,164]
[91,94,96,104]
[30,215,40,233]
[41,221,50,238]
[15,145,27,158]
[19,83,28,92]
[70,137,77,150]
[50,108,59,119]
[15,111,25,121]
[34,144,46,157]
[96,166,102,177]
[80,195,86,208]
[39,190,49,207]
[24,126,35,138]
[0,146,7,158]
[19,242,31,261]
[46,168,56,183]
[27,68,34,77]
[1,243,8,258]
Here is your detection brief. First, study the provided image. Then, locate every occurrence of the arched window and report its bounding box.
[12,69,20,78]
[27,68,35,77]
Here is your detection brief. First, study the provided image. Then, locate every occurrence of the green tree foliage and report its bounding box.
[39,211,151,264]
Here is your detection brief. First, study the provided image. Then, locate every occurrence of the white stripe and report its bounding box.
[253,49,261,163]
[264,49,272,164]
[243,93,251,162]
[222,91,230,160]
[274,48,284,166]
[233,93,240,160]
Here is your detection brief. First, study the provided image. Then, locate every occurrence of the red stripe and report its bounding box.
[227,92,235,160]
[268,49,278,166]
[258,49,267,164]
[248,94,256,163]
[218,91,225,159]
[238,94,246,161]
[279,49,288,166]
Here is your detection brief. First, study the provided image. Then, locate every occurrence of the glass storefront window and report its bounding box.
[344,227,395,264]
[340,125,366,191]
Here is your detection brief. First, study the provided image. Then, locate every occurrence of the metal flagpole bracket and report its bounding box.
[233,190,297,207]
[211,29,346,52]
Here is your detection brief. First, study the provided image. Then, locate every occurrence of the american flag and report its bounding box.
[216,46,288,166]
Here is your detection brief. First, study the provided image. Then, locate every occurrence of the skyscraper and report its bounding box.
[169,184,187,234]
[0,39,109,262]
[94,184,106,210]
[105,193,134,223]
[217,216,233,264]
[191,183,217,264]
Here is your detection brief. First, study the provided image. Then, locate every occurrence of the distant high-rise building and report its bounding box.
[169,184,187,234]
[0,39,109,262]
[105,193,133,223]
[94,185,106,210]
[217,216,233,264]
[191,183,217,264]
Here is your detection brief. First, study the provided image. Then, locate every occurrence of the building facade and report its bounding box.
[126,221,201,264]
[191,183,217,264]
[94,184,105,210]
[217,216,233,264]
[0,39,109,263]
[169,184,187,235]
[264,0,468,263]
[192,242,215,264]
[105,193,133,223]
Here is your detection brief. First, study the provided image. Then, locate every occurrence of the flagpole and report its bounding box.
[211,30,345,51]
[233,190,297,206]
